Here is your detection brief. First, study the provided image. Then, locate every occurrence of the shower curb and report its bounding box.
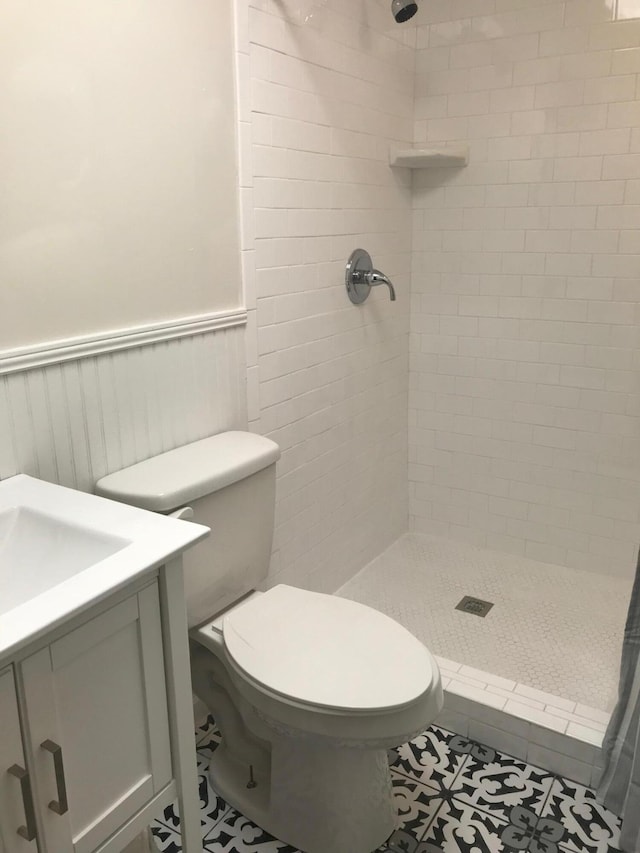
[434,658,607,788]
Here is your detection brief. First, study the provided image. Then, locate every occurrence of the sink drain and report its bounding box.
[455,596,494,617]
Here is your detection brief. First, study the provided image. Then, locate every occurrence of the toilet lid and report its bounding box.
[223,585,435,712]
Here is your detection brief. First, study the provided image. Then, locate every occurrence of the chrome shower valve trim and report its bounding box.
[345,249,396,304]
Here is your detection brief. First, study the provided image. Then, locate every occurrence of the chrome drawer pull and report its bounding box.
[41,740,69,815]
[8,763,37,841]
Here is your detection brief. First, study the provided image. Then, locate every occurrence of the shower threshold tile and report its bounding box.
[565,722,604,746]
[458,665,517,692]
[503,700,569,733]
[574,704,611,726]
[514,685,576,714]
[448,679,508,710]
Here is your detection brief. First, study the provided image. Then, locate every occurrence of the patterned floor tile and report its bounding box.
[501,804,565,853]
[204,809,301,852]
[449,736,555,823]
[151,770,231,851]
[196,716,223,753]
[377,826,421,852]
[151,718,229,852]
[152,722,626,853]
[390,769,443,842]
[540,777,621,853]
[417,797,511,853]
[151,815,182,853]
[394,726,469,793]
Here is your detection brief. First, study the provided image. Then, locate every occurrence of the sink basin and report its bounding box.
[0,506,130,614]
[0,474,209,659]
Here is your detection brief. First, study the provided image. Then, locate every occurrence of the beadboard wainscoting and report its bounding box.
[0,320,248,493]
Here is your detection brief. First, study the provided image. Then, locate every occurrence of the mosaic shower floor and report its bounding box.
[151,717,621,853]
[338,533,632,711]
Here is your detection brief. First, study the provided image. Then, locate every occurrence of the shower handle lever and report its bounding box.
[345,248,396,304]
[365,269,396,301]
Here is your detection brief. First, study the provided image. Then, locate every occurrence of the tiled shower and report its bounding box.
[239,0,640,776]
[243,0,639,588]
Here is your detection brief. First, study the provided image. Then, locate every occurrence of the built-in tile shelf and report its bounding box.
[389,145,469,168]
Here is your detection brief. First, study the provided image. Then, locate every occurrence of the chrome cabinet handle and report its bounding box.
[8,763,37,841]
[41,740,68,815]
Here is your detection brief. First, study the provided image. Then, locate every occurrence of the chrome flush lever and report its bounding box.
[345,249,396,304]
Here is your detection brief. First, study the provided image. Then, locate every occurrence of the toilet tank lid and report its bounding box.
[95,431,280,512]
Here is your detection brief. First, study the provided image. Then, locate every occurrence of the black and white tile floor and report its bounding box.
[151,718,621,853]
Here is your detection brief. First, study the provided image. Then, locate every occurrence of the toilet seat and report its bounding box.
[222,585,436,713]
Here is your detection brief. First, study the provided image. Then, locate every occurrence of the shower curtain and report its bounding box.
[598,547,640,852]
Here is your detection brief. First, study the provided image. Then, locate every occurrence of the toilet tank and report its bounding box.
[95,431,280,627]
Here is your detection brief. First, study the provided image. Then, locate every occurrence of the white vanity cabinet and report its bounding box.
[0,667,30,853]
[0,577,198,853]
[0,475,207,853]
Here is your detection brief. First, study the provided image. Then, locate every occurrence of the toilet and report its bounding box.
[96,431,443,853]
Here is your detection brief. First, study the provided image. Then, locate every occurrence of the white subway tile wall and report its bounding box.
[241,0,416,592]
[410,0,640,575]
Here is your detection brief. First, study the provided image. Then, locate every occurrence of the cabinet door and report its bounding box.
[20,584,171,853]
[0,667,37,853]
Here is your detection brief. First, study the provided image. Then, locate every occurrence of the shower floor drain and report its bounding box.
[455,596,494,617]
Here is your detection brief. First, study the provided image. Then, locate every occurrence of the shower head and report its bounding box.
[391,0,418,23]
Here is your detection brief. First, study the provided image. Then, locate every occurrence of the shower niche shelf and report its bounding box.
[390,145,469,168]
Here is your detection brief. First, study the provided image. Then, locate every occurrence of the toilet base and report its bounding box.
[208,735,397,853]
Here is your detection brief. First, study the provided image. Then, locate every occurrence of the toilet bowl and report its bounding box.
[192,585,442,852]
[96,432,443,853]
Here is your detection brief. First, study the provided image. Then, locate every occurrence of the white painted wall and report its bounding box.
[0,1,248,502]
[238,0,415,593]
[0,0,241,351]
[410,0,640,576]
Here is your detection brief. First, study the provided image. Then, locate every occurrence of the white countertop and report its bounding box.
[0,474,209,660]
